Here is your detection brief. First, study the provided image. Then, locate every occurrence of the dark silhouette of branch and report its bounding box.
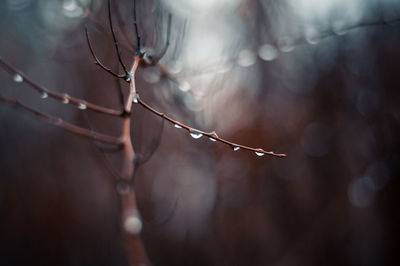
[85,26,127,80]
[290,17,400,47]
[0,96,123,145]
[108,0,129,75]
[133,0,141,54]
[134,118,165,167]
[146,13,172,65]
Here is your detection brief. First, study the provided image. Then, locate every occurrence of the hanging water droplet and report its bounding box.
[124,215,143,234]
[132,93,139,104]
[62,97,69,104]
[255,149,265,156]
[278,37,295,53]
[116,180,130,195]
[209,137,217,142]
[40,92,48,99]
[233,146,240,151]
[174,124,182,129]
[13,74,23,83]
[190,131,203,139]
[78,103,87,110]
[124,73,132,82]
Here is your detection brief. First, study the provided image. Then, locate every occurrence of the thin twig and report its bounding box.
[282,17,400,49]
[149,13,172,65]
[85,26,127,79]
[136,97,286,157]
[134,118,165,167]
[84,112,124,180]
[0,96,123,146]
[133,0,141,53]
[0,57,123,116]
[107,0,129,75]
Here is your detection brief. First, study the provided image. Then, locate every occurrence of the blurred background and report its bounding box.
[0,0,399,265]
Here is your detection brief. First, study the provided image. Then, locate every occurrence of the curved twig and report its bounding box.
[133,0,141,53]
[108,0,129,75]
[136,97,286,158]
[85,26,127,80]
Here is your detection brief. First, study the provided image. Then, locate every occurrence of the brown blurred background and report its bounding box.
[0,0,399,265]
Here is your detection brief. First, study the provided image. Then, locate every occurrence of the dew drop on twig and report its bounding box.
[209,137,217,142]
[40,92,48,99]
[124,73,132,82]
[255,150,265,156]
[190,131,203,139]
[62,97,69,104]
[132,93,139,104]
[78,103,87,110]
[13,74,23,83]
[174,124,182,129]
[124,215,142,234]
[116,180,130,195]
[233,146,240,151]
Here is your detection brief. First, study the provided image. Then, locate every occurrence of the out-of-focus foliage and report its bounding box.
[0,0,399,265]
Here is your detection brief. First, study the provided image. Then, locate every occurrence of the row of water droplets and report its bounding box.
[173,121,266,156]
[13,73,87,110]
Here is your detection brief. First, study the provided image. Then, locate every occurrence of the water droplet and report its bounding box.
[53,118,62,125]
[132,93,139,104]
[255,150,265,156]
[78,103,87,110]
[332,20,348,35]
[124,72,132,82]
[116,180,130,195]
[305,27,320,45]
[174,124,182,129]
[40,92,48,99]
[62,97,69,104]
[124,215,142,234]
[237,49,256,67]
[143,68,160,84]
[13,74,23,83]
[233,146,240,151]
[258,44,278,61]
[190,131,203,139]
[179,81,191,92]
[278,37,295,53]
[209,137,217,142]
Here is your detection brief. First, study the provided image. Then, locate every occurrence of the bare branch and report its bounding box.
[85,26,128,80]
[125,56,141,113]
[133,0,141,54]
[134,118,165,167]
[148,13,172,65]
[284,17,400,49]
[107,0,130,75]
[136,97,286,158]
[0,96,123,146]
[0,57,124,116]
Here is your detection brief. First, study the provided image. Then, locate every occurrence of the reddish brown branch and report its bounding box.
[0,96,123,145]
[0,57,123,116]
[136,97,286,158]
